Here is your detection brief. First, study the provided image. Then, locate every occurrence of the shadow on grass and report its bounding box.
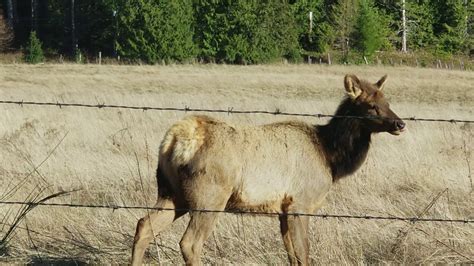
[28,257,88,266]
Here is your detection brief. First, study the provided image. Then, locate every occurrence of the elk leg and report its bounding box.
[180,210,225,265]
[286,215,310,265]
[179,186,230,266]
[279,214,297,264]
[131,198,186,266]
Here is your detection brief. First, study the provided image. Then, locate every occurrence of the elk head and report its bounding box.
[344,74,405,135]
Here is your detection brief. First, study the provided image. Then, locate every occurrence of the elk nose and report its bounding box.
[396,120,405,131]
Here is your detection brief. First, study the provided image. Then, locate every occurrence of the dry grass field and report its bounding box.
[0,63,473,264]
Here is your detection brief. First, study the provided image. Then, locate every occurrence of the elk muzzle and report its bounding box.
[389,119,406,135]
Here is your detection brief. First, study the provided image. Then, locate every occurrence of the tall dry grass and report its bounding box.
[0,64,473,264]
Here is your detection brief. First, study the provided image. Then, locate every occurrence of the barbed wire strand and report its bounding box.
[0,201,472,224]
[0,100,472,124]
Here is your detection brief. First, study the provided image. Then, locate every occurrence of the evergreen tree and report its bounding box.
[24,31,44,64]
[354,0,391,58]
[194,1,230,62]
[116,0,196,63]
[251,1,300,62]
[330,0,359,55]
[292,0,333,53]
[195,1,299,64]
[467,0,474,55]
[405,0,435,50]
[431,0,468,54]
[74,0,116,55]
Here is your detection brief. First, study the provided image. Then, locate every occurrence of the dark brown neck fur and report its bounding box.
[316,98,371,182]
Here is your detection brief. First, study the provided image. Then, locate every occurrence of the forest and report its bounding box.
[0,0,472,64]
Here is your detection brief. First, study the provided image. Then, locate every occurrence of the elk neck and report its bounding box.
[316,98,371,182]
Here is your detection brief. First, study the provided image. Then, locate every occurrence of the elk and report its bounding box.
[131,74,405,265]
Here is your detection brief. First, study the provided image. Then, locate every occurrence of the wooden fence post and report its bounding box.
[98,52,102,65]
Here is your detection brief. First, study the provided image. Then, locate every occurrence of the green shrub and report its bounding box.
[75,48,84,63]
[24,31,44,64]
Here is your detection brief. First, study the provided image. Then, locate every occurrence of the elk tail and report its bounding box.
[156,166,174,199]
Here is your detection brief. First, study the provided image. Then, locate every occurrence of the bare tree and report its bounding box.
[401,0,407,52]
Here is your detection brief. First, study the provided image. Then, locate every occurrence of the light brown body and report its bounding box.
[131,74,405,265]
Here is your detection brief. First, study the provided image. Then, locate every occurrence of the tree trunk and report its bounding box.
[31,0,38,32]
[401,0,407,53]
[65,0,77,54]
[6,0,14,27]
[71,0,76,53]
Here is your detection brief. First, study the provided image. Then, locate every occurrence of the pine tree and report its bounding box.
[467,0,474,55]
[292,0,333,53]
[405,0,435,50]
[194,1,232,62]
[431,0,468,54]
[73,0,117,55]
[354,0,391,58]
[330,0,359,55]
[116,0,196,63]
[24,31,44,64]
[195,1,299,64]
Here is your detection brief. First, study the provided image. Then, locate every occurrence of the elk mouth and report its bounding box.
[389,128,405,135]
[389,119,406,135]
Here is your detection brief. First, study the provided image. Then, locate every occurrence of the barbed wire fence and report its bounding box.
[0,98,473,262]
[0,99,473,221]
[0,99,473,124]
[0,200,473,224]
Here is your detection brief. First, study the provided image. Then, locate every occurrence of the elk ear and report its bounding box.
[344,74,362,100]
[375,74,388,90]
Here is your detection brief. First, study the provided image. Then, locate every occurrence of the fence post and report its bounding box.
[98,52,102,65]
[307,55,312,64]
[327,53,331,65]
